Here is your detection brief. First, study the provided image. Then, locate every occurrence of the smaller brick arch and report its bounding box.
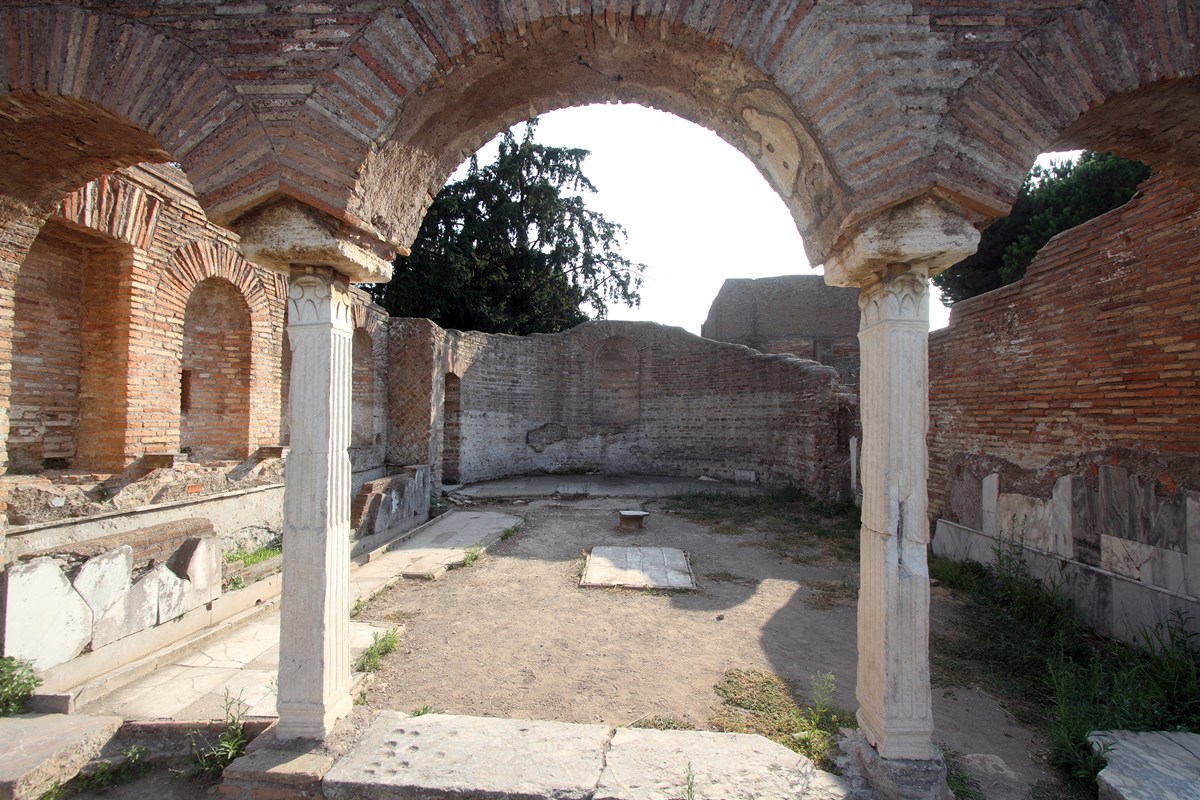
[54,173,161,250]
[159,240,284,457]
[181,278,252,460]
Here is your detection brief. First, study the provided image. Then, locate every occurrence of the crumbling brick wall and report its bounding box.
[701,275,861,387]
[929,175,1200,522]
[392,319,852,496]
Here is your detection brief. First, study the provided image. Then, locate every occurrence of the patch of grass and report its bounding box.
[189,693,248,783]
[942,749,985,800]
[803,580,858,610]
[355,689,369,706]
[72,745,151,794]
[225,541,282,567]
[703,570,740,583]
[351,598,368,617]
[355,628,400,673]
[462,546,482,567]
[933,542,1200,789]
[665,489,860,564]
[683,761,696,800]
[500,526,518,540]
[225,575,247,591]
[410,703,440,716]
[630,715,695,731]
[928,555,989,592]
[710,669,855,771]
[1,656,41,715]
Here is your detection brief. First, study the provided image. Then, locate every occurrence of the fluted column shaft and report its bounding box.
[276,266,354,740]
[854,266,935,760]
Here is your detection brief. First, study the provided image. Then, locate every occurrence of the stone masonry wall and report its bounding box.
[928,175,1200,639]
[702,275,861,387]
[393,319,852,496]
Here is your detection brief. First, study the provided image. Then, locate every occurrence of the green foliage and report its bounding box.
[942,750,985,800]
[355,628,400,673]
[224,541,282,567]
[932,546,1200,789]
[70,745,151,794]
[0,656,41,715]
[189,694,248,782]
[410,703,441,716]
[370,119,645,334]
[630,715,696,731]
[934,151,1151,304]
[711,669,855,770]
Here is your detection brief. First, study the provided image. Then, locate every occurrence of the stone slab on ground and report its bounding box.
[1090,730,1200,800]
[0,713,121,800]
[393,510,521,579]
[322,712,611,800]
[581,546,695,589]
[596,727,852,800]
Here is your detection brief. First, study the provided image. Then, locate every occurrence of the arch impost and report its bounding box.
[234,198,395,283]
[822,194,980,290]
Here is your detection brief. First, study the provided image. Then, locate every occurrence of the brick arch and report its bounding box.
[54,173,161,250]
[287,2,922,264]
[0,6,273,220]
[942,0,1200,217]
[159,240,283,454]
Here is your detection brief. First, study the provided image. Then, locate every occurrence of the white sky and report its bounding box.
[453,103,1079,335]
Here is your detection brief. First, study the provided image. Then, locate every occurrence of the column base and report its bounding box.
[850,731,952,800]
[276,690,354,740]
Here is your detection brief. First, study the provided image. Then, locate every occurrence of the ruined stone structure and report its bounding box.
[390,319,854,493]
[0,3,1196,796]
[702,275,861,385]
[929,174,1200,643]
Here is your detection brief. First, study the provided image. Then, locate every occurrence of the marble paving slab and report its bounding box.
[581,547,694,590]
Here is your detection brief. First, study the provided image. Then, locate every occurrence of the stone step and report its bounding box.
[321,712,860,800]
[0,713,121,800]
[1090,730,1200,800]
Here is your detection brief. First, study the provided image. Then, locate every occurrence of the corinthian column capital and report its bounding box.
[858,266,930,329]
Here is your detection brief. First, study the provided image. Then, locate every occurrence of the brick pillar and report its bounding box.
[276,266,354,739]
[824,196,979,800]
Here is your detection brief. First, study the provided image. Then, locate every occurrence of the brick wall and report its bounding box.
[3,164,290,473]
[392,319,851,495]
[929,175,1200,522]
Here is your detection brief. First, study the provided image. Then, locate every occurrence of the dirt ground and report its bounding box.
[357,495,1059,798]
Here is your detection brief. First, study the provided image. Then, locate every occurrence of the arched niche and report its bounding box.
[592,337,642,426]
[180,278,253,461]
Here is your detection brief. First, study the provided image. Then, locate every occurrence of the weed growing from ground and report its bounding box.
[710,669,855,771]
[683,761,696,800]
[410,704,441,716]
[0,656,41,715]
[462,546,482,567]
[351,598,367,617]
[189,693,248,783]
[68,745,151,794]
[500,526,518,540]
[941,749,984,800]
[665,489,859,564]
[355,628,400,673]
[931,546,1200,790]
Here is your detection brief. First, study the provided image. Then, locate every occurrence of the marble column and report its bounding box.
[276,266,355,739]
[824,195,980,796]
[854,265,935,760]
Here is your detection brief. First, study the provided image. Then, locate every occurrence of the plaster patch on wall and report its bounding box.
[526,422,568,453]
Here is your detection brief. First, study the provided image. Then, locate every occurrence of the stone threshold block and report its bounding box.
[0,713,122,800]
[1090,730,1200,800]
